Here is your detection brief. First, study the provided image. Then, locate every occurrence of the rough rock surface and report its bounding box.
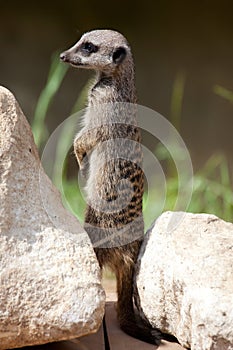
[0,86,105,349]
[135,211,233,350]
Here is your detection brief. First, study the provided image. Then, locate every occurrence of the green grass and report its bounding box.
[32,52,69,150]
[62,179,86,224]
[213,85,233,104]
[32,53,233,227]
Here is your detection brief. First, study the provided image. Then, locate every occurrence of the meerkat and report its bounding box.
[60,29,163,345]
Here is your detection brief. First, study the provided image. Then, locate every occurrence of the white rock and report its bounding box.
[135,211,233,350]
[0,86,105,349]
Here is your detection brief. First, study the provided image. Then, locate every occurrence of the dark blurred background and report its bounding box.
[1,0,233,170]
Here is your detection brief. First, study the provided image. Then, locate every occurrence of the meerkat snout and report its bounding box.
[60,52,68,62]
[60,49,83,67]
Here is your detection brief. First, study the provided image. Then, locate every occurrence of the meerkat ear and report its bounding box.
[112,47,127,64]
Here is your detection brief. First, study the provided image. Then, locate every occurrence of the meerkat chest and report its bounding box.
[80,104,142,204]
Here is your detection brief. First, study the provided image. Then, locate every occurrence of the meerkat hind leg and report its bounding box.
[114,250,163,346]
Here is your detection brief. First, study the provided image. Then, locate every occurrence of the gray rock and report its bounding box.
[0,86,105,349]
[135,211,233,350]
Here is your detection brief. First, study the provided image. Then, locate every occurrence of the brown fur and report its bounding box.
[60,29,163,345]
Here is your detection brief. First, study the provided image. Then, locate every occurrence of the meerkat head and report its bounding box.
[60,29,132,74]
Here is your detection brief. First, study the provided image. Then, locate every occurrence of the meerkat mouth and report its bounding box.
[71,61,91,69]
[68,59,87,67]
[70,62,86,67]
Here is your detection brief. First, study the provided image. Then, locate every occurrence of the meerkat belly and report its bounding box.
[85,147,144,248]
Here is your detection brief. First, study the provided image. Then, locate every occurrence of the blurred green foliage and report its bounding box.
[32,52,69,149]
[32,54,233,229]
[213,85,233,104]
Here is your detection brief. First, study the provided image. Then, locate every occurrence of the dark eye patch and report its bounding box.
[80,42,99,54]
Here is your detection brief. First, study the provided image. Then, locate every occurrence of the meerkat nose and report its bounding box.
[60,52,68,62]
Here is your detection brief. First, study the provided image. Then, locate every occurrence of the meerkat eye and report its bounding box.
[112,47,127,64]
[81,42,99,54]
